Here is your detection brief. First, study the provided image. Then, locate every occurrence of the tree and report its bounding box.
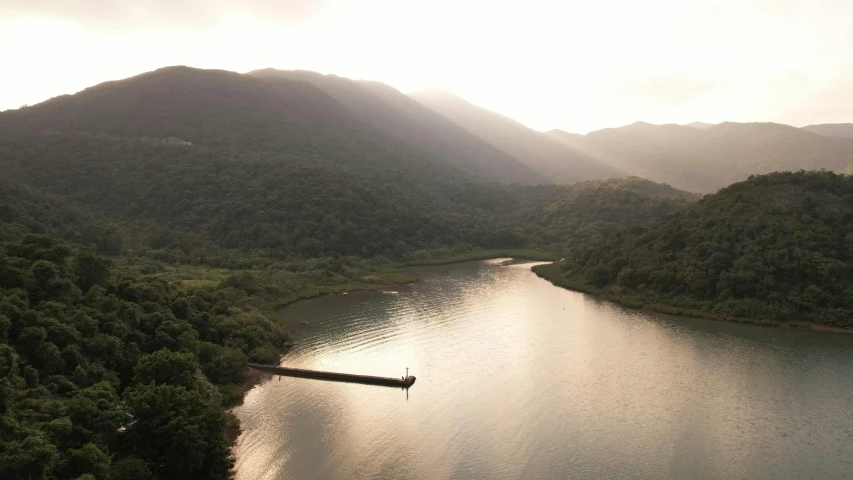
[124,383,232,479]
[0,431,58,480]
[108,457,151,480]
[73,252,111,293]
[132,349,201,390]
[61,443,110,480]
[197,343,247,385]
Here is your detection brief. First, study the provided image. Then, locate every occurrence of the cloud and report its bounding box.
[1,0,325,28]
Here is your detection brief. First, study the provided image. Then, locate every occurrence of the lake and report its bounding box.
[232,259,853,479]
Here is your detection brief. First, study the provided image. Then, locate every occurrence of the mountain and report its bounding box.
[0,67,496,258]
[1,66,688,262]
[685,121,714,129]
[410,90,624,183]
[1,66,369,148]
[549,121,853,192]
[1,66,542,185]
[802,123,853,139]
[545,128,586,144]
[534,171,853,328]
[249,69,543,183]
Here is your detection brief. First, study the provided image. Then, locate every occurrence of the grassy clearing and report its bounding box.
[133,251,559,313]
[272,268,417,309]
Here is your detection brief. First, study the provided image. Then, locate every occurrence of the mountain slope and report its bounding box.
[536,171,853,327]
[0,66,701,264]
[1,66,531,184]
[0,66,371,149]
[493,177,698,251]
[0,67,688,261]
[250,69,543,183]
[410,91,624,183]
[802,123,853,139]
[0,67,496,258]
[0,179,123,252]
[550,121,853,192]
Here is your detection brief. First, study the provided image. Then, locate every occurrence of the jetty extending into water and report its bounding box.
[248,363,417,388]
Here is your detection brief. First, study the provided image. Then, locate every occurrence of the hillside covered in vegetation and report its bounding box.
[0,66,707,479]
[0,67,698,262]
[535,171,853,328]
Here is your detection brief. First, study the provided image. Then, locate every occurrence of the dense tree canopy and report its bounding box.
[540,171,853,327]
[0,231,288,479]
[0,133,694,262]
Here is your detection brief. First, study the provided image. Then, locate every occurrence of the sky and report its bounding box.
[1,0,852,133]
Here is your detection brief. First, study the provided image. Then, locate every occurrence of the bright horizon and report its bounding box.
[2,0,852,134]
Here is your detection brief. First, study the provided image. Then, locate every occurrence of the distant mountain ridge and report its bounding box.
[685,121,715,129]
[4,65,851,195]
[410,90,625,183]
[802,123,853,139]
[548,121,853,192]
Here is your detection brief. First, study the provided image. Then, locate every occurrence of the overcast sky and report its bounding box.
[2,0,852,133]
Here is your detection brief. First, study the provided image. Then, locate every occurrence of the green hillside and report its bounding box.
[0,67,690,262]
[535,171,853,328]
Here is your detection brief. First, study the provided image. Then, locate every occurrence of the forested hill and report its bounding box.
[1,67,694,261]
[0,66,538,184]
[0,66,368,149]
[493,177,698,252]
[249,69,544,184]
[410,90,624,183]
[537,171,853,328]
[0,180,123,253]
[548,122,853,192]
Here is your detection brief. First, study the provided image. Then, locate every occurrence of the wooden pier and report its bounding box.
[248,363,416,388]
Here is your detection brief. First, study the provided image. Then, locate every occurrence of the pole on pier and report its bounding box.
[406,367,409,378]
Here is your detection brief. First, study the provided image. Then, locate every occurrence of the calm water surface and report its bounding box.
[233,260,853,480]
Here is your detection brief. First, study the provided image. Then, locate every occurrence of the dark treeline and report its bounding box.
[541,171,853,327]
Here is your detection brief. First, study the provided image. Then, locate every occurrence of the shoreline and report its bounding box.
[531,262,853,336]
[271,250,558,310]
